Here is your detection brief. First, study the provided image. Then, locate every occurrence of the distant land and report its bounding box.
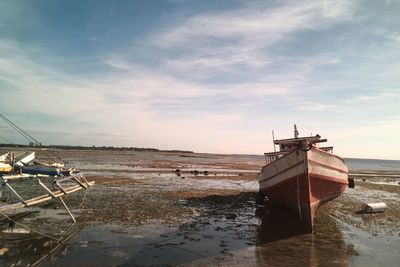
[1,143,399,162]
[0,143,194,154]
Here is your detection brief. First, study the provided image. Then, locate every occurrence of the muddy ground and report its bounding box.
[0,150,399,266]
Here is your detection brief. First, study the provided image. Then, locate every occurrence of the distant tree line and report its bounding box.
[0,143,194,153]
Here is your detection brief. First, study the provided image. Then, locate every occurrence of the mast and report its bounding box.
[272,130,276,152]
[294,124,299,139]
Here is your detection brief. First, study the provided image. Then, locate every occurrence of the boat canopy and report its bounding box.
[264,128,333,164]
[274,134,327,153]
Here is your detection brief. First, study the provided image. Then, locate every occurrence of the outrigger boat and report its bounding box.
[0,149,94,222]
[257,125,349,232]
[0,113,94,223]
[0,153,12,173]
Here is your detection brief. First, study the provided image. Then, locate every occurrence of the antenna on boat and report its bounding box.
[272,130,276,152]
[294,124,299,139]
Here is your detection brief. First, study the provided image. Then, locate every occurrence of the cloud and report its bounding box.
[298,103,335,111]
[385,34,400,43]
[157,1,353,46]
[341,89,400,104]
[150,0,354,77]
[103,55,291,100]
[0,39,271,148]
[2,0,400,158]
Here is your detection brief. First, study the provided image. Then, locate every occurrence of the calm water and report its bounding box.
[241,154,400,172]
[344,158,400,171]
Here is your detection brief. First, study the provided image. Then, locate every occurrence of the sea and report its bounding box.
[344,158,400,171]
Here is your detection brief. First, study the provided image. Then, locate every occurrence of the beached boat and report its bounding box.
[14,151,35,166]
[0,112,94,223]
[257,126,349,232]
[0,162,12,173]
[0,152,12,173]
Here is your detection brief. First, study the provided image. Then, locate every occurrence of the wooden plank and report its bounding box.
[319,146,333,152]
[0,181,94,212]
[264,151,287,157]
[72,175,87,189]
[59,197,76,222]
[38,179,56,198]
[4,182,27,205]
[1,174,32,180]
[274,136,326,145]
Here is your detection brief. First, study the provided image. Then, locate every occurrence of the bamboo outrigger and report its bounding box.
[0,172,94,222]
[0,113,94,222]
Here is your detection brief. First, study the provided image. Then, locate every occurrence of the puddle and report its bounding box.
[37,193,262,266]
[339,220,400,267]
[255,204,350,266]
[0,224,81,267]
[38,194,347,267]
[1,189,399,267]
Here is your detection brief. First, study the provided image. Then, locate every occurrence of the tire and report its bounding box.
[255,192,265,205]
[348,178,355,188]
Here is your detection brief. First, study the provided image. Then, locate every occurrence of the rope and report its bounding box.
[0,113,36,144]
[0,113,66,164]
[296,150,302,219]
[78,189,88,207]
[228,180,258,208]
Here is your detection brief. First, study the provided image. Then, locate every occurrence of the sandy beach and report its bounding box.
[0,149,399,266]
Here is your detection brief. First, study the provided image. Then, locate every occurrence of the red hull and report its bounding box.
[258,148,348,232]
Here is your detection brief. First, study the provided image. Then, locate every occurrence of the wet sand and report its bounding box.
[0,150,399,266]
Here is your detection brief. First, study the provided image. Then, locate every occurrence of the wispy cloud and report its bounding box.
[1,0,400,158]
[156,1,353,46]
[298,103,335,111]
[150,0,354,78]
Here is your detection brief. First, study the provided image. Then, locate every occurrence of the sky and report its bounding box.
[0,0,399,159]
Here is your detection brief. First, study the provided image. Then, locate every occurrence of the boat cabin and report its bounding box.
[264,133,333,164]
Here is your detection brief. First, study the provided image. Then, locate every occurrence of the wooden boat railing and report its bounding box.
[264,146,334,164]
[264,151,288,164]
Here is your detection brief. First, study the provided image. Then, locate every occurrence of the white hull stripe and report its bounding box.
[258,160,304,183]
[308,159,348,174]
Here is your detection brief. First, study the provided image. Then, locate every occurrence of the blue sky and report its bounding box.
[0,0,399,159]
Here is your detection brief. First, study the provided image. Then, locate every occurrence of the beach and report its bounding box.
[0,149,399,266]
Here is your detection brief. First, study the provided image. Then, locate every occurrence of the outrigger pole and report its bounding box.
[0,173,94,222]
[0,113,95,222]
[0,112,64,163]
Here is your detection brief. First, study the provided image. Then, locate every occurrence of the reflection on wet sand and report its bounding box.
[256,205,348,266]
[0,223,79,267]
[0,193,350,266]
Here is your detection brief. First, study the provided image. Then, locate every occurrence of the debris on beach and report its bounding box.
[363,202,387,214]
